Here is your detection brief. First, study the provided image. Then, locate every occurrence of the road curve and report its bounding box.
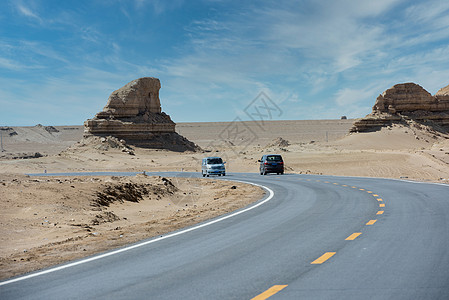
[1,173,449,299]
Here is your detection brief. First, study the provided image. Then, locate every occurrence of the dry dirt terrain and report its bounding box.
[1,119,448,180]
[1,119,449,279]
[0,174,263,280]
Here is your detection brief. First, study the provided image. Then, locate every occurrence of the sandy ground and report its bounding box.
[0,174,263,280]
[1,119,448,181]
[1,119,449,279]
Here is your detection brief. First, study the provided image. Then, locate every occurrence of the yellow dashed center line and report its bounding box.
[251,285,288,300]
[311,252,336,264]
[299,180,385,270]
[345,233,362,240]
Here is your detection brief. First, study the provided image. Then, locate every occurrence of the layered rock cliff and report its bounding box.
[351,83,449,133]
[84,77,199,151]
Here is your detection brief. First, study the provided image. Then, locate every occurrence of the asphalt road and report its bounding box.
[1,172,449,299]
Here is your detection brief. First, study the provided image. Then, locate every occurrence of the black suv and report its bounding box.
[259,154,284,175]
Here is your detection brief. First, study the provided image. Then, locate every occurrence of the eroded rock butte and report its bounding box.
[84,77,198,151]
[351,83,449,133]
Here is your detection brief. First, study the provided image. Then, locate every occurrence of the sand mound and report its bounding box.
[68,136,135,155]
[93,177,178,207]
[0,152,44,160]
[0,127,18,137]
[67,131,200,155]
[337,124,444,150]
[3,124,61,144]
[142,132,201,152]
[266,137,290,148]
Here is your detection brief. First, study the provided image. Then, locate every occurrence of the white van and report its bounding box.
[202,157,226,177]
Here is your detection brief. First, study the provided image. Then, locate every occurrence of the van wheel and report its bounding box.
[223,173,226,176]
[207,174,210,177]
[202,172,206,177]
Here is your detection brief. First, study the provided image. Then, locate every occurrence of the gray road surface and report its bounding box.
[1,172,449,299]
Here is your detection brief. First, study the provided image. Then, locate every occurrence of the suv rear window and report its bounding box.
[267,156,282,161]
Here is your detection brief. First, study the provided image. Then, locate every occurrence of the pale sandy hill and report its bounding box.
[177,119,354,148]
[332,124,439,151]
[0,125,82,156]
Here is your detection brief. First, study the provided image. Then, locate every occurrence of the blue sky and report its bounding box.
[1,0,449,126]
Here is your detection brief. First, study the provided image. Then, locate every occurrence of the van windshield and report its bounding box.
[207,158,223,164]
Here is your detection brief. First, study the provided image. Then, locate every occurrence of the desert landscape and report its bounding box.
[2,117,448,181]
[1,79,449,280]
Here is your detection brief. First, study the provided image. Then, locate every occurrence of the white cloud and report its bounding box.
[256,1,397,72]
[405,1,449,24]
[335,87,375,107]
[0,57,38,71]
[135,0,184,14]
[2,0,449,125]
[151,0,449,120]
[15,1,43,23]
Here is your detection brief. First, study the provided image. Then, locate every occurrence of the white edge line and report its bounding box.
[0,180,274,286]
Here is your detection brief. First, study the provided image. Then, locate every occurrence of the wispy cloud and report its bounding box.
[134,0,184,14]
[335,88,372,107]
[15,1,43,24]
[256,1,400,73]
[405,0,449,25]
[0,56,41,71]
[1,0,448,125]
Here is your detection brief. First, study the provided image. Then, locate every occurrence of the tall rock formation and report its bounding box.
[351,83,449,133]
[84,77,199,151]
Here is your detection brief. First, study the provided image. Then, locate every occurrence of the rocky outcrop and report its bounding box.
[266,137,290,148]
[351,83,449,133]
[436,85,449,99]
[84,77,199,151]
[95,77,164,118]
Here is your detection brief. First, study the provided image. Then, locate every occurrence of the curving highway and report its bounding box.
[1,173,449,299]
